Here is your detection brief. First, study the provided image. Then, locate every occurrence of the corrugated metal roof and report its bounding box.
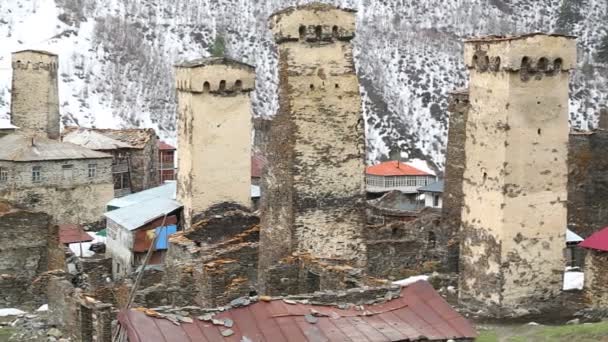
[58,224,94,244]
[107,182,177,209]
[580,227,608,252]
[63,129,134,150]
[251,153,267,178]
[366,161,432,177]
[104,197,182,231]
[0,133,112,161]
[418,180,444,193]
[63,127,155,149]
[0,120,18,129]
[566,229,584,244]
[118,281,477,342]
[158,141,176,151]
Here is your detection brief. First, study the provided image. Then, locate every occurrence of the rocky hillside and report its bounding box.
[1,0,607,168]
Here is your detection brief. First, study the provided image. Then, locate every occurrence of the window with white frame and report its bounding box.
[32,166,42,183]
[0,167,7,182]
[62,164,74,180]
[88,164,97,178]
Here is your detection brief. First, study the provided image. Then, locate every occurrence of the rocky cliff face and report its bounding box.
[1,0,607,168]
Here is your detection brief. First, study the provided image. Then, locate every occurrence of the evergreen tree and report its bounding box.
[598,34,608,64]
[208,34,226,58]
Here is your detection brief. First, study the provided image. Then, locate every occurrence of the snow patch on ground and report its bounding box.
[563,270,584,291]
[392,275,430,287]
[68,231,106,258]
[36,304,48,312]
[0,308,26,317]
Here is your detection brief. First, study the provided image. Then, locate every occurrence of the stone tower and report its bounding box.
[175,57,255,229]
[459,34,576,316]
[442,89,470,272]
[11,50,60,139]
[259,3,366,292]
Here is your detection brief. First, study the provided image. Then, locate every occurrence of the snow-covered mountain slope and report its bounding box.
[1,0,607,169]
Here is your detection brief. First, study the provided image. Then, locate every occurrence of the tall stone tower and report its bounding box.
[175,58,255,229]
[259,3,366,292]
[11,50,60,139]
[459,34,576,316]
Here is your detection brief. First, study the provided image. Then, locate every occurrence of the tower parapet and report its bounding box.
[11,50,60,139]
[269,3,356,43]
[175,57,255,230]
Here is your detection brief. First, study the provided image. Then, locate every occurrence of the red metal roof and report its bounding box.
[58,224,94,244]
[366,161,432,177]
[117,281,477,342]
[158,141,176,151]
[251,153,267,178]
[580,226,608,252]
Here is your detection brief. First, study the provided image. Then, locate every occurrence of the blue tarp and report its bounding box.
[154,225,177,250]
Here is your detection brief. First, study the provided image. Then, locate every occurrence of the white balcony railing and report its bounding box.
[366,175,436,194]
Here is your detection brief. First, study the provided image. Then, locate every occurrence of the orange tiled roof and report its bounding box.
[366,161,432,177]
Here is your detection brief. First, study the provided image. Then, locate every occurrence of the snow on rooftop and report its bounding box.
[567,229,584,243]
[392,275,430,287]
[407,159,436,176]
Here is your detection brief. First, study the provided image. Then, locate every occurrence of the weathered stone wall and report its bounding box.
[11,50,60,139]
[128,133,159,192]
[365,209,447,279]
[0,201,50,307]
[175,59,255,229]
[0,158,114,225]
[584,250,608,308]
[459,34,575,317]
[442,90,470,272]
[568,130,608,238]
[260,4,366,294]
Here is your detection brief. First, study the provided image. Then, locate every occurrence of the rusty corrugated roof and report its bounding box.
[158,141,176,151]
[58,224,94,244]
[118,281,477,342]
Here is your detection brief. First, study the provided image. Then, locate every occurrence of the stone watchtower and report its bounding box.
[175,58,255,229]
[259,3,366,292]
[11,50,60,139]
[459,34,576,316]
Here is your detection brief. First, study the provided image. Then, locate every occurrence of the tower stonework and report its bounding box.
[259,3,366,293]
[459,34,576,316]
[175,58,255,229]
[11,50,60,139]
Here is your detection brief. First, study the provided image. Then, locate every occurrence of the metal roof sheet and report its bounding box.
[0,133,112,161]
[418,180,444,193]
[107,182,177,209]
[0,120,18,129]
[580,226,608,252]
[566,229,584,243]
[104,197,182,231]
[158,141,176,151]
[58,224,94,244]
[63,129,134,150]
[366,161,432,177]
[63,127,155,149]
[118,281,477,342]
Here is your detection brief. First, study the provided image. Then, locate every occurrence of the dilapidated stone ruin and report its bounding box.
[459,33,576,317]
[568,129,608,238]
[175,57,256,230]
[259,3,367,295]
[0,200,50,308]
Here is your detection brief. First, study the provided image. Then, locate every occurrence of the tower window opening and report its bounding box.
[234,80,243,91]
[491,56,501,71]
[315,25,322,40]
[472,55,479,69]
[219,80,226,91]
[310,84,315,90]
[537,128,542,135]
[553,58,563,72]
[483,172,488,183]
[203,81,210,93]
[332,25,339,38]
[537,57,549,71]
[299,25,306,40]
[482,56,490,71]
[335,83,340,89]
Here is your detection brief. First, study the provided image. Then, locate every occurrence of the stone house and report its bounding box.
[63,127,159,197]
[105,197,181,278]
[0,133,114,225]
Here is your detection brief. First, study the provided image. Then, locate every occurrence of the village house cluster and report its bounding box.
[1,2,608,341]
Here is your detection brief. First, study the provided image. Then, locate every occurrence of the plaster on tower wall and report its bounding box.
[11,50,60,139]
[458,34,576,317]
[175,59,255,230]
[259,3,367,294]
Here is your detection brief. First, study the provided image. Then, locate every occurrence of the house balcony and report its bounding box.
[365,175,437,194]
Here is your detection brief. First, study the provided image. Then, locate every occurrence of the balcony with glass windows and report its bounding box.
[365,174,437,194]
